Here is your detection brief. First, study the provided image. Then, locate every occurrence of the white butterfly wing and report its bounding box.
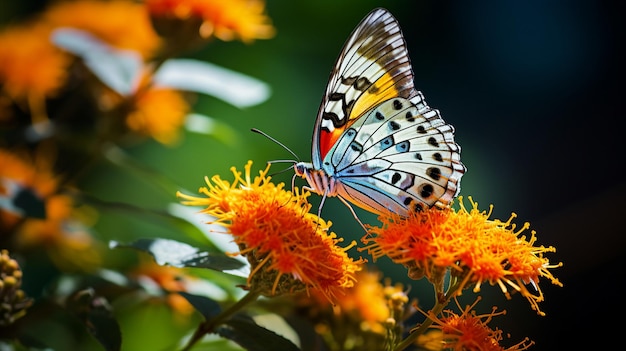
[305,7,465,216]
[324,95,465,215]
[312,8,415,169]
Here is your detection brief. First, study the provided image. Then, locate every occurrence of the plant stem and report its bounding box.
[393,276,466,351]
[392,300,446,351]
[180,290,261,351]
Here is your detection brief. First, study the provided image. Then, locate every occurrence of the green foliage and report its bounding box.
[216,315,300,351]
[110,238,244,272]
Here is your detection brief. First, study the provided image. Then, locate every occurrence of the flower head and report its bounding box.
[0,148,101,271]
[146,0,275,43]
[362,197,562,315]
[1,147,59,228]
[304,270,406,334]
[0,249,33,326]
[423,298,534,351]
[293,270,408,350]
[1,0,162,124]
[44,0,161,59]
[177,161,364,300]
[0,22,70,102]
[129,257,195,316]
[124,77,190,145]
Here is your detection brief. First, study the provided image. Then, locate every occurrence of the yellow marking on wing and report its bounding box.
[348,71,399,121]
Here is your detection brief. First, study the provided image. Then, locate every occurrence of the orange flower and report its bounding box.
[362,197,562,316]
[0,22,70,102]
[146,0,275,43]
[343,271,397,332]
[44,0,161,59]
[0,148,101,272]
[0,148,59,228]
[177,161,364,300]
[305,270,404,334]
[293,270,408,350]
[129,258,195,315]
[1,0,162,121]
[425,299,534,351]
[125,80,190,145]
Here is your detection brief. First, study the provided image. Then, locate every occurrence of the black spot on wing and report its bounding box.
[426,167,441,181]
[428,137,439,147]
[395,140,410,153]
[355,76,372,91]
[341,76,358,86]
[391,172,401,184]
[388,121,400,131]
[380,135,394,151]
[405,111,415,122]
[329,92,344,101]
[419,183,434,199]
[414,202,424,212]
[340,75,373,92]
[350,141,363,152]
[393,99,403,110]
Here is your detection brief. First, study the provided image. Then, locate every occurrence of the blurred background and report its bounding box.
[2,0,624,350]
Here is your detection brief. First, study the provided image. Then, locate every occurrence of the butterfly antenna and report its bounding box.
[265,162,295,178]
[251,128,300,161]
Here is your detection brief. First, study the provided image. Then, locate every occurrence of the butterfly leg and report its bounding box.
[317,187,329,220]
[336,196,369,233]
[290,173,298,192]
[299,184,327,219]
[300,184,368,232]
[295,184,326,229]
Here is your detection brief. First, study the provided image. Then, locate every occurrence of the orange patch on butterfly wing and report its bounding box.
[319,126,346,160]
[319,72,401,160]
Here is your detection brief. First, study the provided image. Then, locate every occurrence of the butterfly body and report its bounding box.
[296,8,465,217]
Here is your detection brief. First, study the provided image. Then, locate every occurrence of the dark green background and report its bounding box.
[2,1,624,350]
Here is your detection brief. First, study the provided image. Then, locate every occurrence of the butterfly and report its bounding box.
[294,8,466,218]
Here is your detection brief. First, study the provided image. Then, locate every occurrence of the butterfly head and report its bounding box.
[294,161,339,198]
[294,161,309,178]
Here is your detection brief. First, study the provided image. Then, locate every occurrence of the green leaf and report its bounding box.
[52,29,271,107]
[51,28,141,96]
[183,113,239,146]
[178,292,222,320]
[216,315,300,351]
[110,238,245,271]
[154,59,271,108]
[67,288,121,351]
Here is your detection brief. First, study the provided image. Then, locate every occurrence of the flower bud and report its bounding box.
[1,249,33,326]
